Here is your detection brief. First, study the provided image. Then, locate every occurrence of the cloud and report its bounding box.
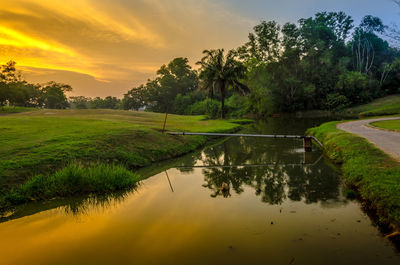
[20,66,150,98]
[0,0,253,96]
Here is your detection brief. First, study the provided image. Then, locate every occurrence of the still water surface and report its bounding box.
[0,118,399,265]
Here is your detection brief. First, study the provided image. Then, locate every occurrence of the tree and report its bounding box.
[387,1,400,45]
[0,61,22,83]
[351,16,387,75]
[102,96,120,109]
[1,61,21,106]
[335,71,370,104]
[359,15,386,34]
[0,61,42,107]
[244,21,281,63]
[40,82,72,109]
[197,49,250,118]
[243,64,275,117]
[144,57,198,113]
[7,82,41,107]
[122,85,146,110]
[237,12,356,112]
[299,12,354,52]
[89,96,120,109]
[297,12,354,108]
[0,82,9,106]
[69,96,91,109]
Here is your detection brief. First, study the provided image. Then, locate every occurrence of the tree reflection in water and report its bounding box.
[187,135,343,205]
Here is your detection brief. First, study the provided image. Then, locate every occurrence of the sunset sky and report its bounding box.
[0,0,399,97]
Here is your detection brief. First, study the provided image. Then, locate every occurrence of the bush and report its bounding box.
[335,71,380,105]
[189,99,221,118]
[325,93,350,111]
[172,94,194,114]
[226,94,248,118]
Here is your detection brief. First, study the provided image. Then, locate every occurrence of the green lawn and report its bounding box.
[345,94,400,117]
[0,109,241,194]
[308,121,400,229]
[370,119,400,132]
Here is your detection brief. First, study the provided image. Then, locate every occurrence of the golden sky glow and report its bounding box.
[0,0,253,97]
[0,0,397,97]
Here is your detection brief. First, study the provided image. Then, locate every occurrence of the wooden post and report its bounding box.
[303,151,313,164]
[304,137,312,152]
[162,110,168,134]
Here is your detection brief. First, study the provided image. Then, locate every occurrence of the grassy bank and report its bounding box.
[344,94,400,117]
[308,121,400,229]
[0,109,242,211]
[370,119,400,132]
[0,163,140,212]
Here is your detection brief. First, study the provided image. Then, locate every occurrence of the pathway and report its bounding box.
[337,116,400,161]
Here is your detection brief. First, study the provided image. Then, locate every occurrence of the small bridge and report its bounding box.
[166,132,323,152]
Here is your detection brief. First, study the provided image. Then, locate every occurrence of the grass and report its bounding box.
[11,109,241,132]
[370,119,400,132]
[344,94,400,117]
[0,109,242,211]
[0,163,140,212]
[308,121,400,229]
[0,106,38,114]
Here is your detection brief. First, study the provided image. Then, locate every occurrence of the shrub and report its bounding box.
[189,99,221,118]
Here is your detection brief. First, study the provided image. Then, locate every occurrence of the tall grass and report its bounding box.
[1,163,140,211]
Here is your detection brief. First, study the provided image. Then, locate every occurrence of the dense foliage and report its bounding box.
[238,13,400,116]
[122,57,200,113]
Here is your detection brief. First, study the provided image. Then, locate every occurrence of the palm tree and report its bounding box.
[196,49,250,118]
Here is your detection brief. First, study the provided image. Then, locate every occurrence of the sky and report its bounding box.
[0,0,399,97]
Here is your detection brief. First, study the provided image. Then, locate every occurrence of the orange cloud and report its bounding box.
[0,26,76,56]
[0,0,252,96]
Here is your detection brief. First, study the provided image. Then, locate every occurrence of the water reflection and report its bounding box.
[1,186,139,223]
[201,139,341,204]
[192,137,344,206]
[63,189,137,215]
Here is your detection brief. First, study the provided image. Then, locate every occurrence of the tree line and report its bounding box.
[0,61,122,110]
[2,11,400,118]
[122,12,400,118]
[0,61,72,109]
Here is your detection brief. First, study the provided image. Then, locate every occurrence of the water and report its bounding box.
[0,118,399,265]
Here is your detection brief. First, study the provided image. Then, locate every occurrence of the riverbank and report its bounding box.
[0,109,244,212]
[308,120,400,231]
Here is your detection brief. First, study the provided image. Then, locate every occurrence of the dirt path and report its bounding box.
[337,117,400,162]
